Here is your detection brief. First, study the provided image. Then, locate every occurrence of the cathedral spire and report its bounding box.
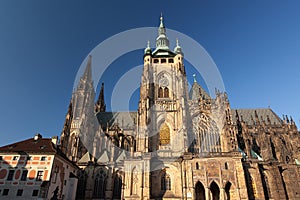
[83,55,92,82]
[95,82,106,113]
[155,14,170,50]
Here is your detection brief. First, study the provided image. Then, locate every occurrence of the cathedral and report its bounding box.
[60,16,300,200]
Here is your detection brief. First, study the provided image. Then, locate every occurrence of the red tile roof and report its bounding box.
[0,138,56,153]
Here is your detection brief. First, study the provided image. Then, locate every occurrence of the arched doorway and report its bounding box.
[195,181,205,200]
[225,182,232,200]
[210,181,220,200]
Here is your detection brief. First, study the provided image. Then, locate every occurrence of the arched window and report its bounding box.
[195,181,205,200]
[130,168,138,195]
[113,174,122,199]
[158,87,163,98]
[159,123,170,145]
[76,171,87,199]
[161,172,171,191]
[164,87,169,98]
[196,162,199,170]
[210,181,220,200]
[225,182,232,200]
[225,162,228,170]
[93,169,107,198]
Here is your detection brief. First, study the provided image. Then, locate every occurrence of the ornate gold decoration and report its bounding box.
[160,123,170,145]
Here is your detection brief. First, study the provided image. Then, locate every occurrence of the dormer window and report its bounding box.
[13,156,19,161]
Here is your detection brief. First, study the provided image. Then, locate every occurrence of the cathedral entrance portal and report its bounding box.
[195,181,205,200]
[210,181,220,200]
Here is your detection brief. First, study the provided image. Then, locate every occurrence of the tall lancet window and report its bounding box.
[158,87,163,98]
[164,87,169,98]
[158,76,169,98]
[93,169,107,198]
[159,123,170,145]
[161,172,171,191]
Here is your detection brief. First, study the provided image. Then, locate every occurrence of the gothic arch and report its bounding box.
[93,168,107,198]
[157,70,171,81]
[195,181,205,200]
[76,170,88,199]
[113,171,123,199]
[224,181,232,200]
[130,167,139,195]
[158,87,163,98]
[192,113,221,153]
[210,181,220,200]
[159,123,170,145]
[160,170,171,191]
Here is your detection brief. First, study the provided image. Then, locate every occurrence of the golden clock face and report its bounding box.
[159,77,169,87]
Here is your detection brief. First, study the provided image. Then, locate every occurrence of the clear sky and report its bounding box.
[0,1,300,146]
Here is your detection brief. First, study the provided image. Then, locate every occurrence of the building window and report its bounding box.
[0,156,2,160]
[76,171,87,198]
[16,189,23,196]
[161,59,166,63]
[52,166,59,183]
[196,162,199,170]
[41,156,46,161]
[27,156,32,161]
[113,174,122,199]
[7,170,15,181]
[164,87,169,98]
[161,173,171,191]
[21,170,28,181]
[32,190,39,197]
[158,87,169,98]
[159,123,170,145]
[154,59,159,63]
[225,162,228,170]
[168,58,174,63]
[158,87,163,98]
[3,189,9,196]
[36,171,43,181]
[13,156,19,161]
[93,170,107,198]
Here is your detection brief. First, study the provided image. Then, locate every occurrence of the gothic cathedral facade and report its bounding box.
[60,16,300,200]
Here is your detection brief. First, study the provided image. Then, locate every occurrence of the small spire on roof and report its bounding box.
[160,12,164,27]
[144,40,152,55]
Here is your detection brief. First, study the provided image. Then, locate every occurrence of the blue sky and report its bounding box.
[0,1,300,146]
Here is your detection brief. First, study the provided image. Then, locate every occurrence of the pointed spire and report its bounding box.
[144,40,152,55]
[160,13,164,28]
[83,55,92,82]
[174,38,183,55]
[95,82,106,113]
[155,14,169,50]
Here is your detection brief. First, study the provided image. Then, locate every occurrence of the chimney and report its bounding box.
[34,133,42,140]
[51,136,58,146]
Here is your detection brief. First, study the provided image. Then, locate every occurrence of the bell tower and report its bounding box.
[137,15,189,155]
